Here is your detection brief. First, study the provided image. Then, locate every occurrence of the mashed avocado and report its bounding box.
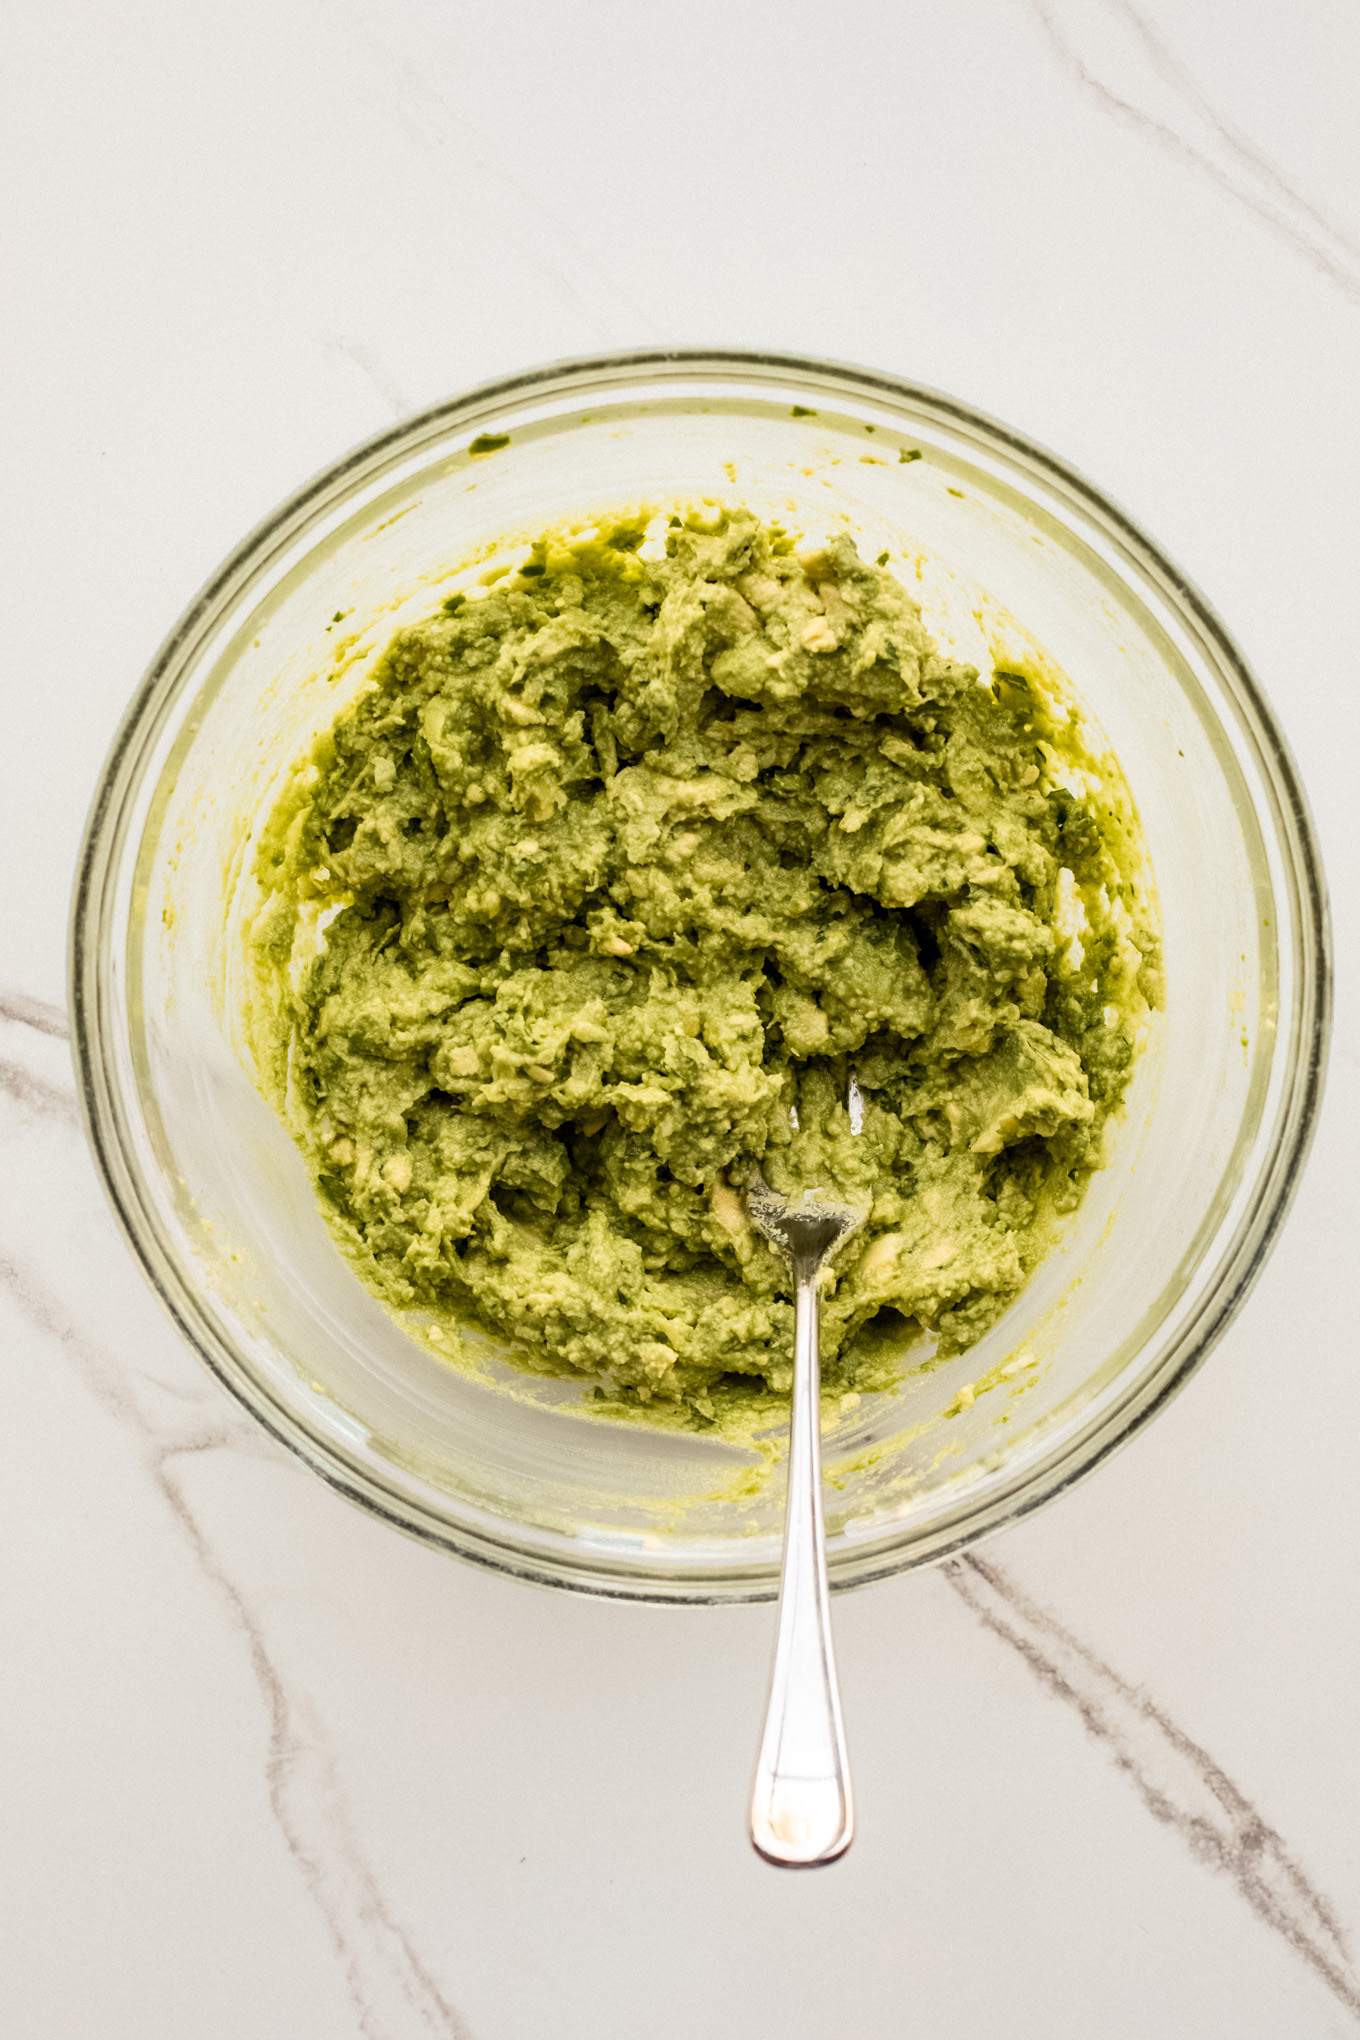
[246,509,1160,1427]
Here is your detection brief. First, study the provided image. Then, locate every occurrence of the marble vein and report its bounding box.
[0,1029,476,2040]
[158,1434,477,2040]
[0,1243,475,2040]
[1031,0,1360,303]
[325,337,416,425]
[336,0,660,344]
[0,987,77,1125]
[945,1553,1360,2021]
[0,1053,80,1126]
[0,988,68,1038]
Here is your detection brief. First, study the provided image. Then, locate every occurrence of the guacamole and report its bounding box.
[245,509,1160,1425]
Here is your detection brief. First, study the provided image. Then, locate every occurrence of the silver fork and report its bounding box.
[744,1176,864,1867]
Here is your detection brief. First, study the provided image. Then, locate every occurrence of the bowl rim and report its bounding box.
[68,346,1333,1602]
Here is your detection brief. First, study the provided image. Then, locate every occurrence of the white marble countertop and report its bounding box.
[4,2,1359,2032]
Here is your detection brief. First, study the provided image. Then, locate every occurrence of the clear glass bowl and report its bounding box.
[71,351,1330,1602]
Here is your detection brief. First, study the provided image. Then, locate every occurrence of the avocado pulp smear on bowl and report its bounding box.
[243,506,1161,1440]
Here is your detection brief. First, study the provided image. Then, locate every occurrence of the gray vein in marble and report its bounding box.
[945,1553,1360,2021]
[337,0,659,343]
[0,987,69,1039]
[0,989,78,1125]
[0,1054,80,1126]
[0,1159,475,2038]
[158,1435,476,2040]
[326,338,415,424]
[1032,0,1360,302]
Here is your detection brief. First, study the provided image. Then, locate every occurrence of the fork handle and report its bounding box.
[749,1255,854,1866]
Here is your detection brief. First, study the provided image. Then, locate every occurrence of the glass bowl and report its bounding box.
[70,350,1330,1602]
